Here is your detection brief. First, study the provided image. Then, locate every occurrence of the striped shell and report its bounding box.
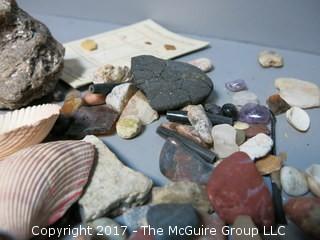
[0,141,95,240]
[0,104,61,160]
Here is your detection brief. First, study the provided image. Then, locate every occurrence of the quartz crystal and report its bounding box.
[239,103,271,124]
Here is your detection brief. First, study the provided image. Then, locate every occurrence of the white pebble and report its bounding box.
[239,133,273,160]
[281,166,309,196]
[286,107,310,132]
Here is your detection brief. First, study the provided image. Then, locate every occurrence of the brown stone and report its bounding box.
[255,154,283,175]
[164,44,176,50]
[245,124,270,138]
[83,92,106,106]
[61,90,83,115]
[266,94,290,115]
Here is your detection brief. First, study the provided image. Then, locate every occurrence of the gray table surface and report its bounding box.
[3,13,320,240]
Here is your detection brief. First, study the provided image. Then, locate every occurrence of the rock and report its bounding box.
[240,133,273,160]
[80,135,153,220]
[255,155,283,175]
[159,138,214,184]
[83,92,106,106]
[221,103,238,120]
[258,50,283,68]
[225,79,248,92]
[128,228,155,240]
[161,122,207,147]
[196,214,226,240]
[275,78,320,108]
[236,129,246,146]
[66,105,119,139]
[204,103,222,115]
[232,91,259,109]
[306,164,320,197]
[93,64,132,84]
[106,83,137,113]
[120,91,159,125]
[280,166,309,196]
[120,205,151,232]
[187,105,213,145]
[286,107,310,132]
[88,218,127,240]
[150,181,213,213]
[116,115,142,139]
[81,39,97,51]
[146,204,200,240]
[61,90,83,115]
[245,124,270,138]
[284,197,320,239]
[233,121,250,130]
[239,103,271,124]
[266,94,290,115]
[0,0,65,109]
[232,215,262,240]
[207,152,274,229]
[132,55,213,111]
[211,124,239,158]
[188,58,214,72]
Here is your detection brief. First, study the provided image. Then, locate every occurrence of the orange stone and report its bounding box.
[83,92,106,106]
[255,154,284,175]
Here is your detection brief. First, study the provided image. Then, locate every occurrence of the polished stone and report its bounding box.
[225,79,248,92]
[240,133,273,160]
[221,103,238,120]
[286,107,310,132]
[266,94,290,115]
[280,166,309,196]
[239,103,271,124]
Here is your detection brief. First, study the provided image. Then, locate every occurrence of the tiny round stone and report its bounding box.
[116,116,142,139]
[221,103,238,120]
[83,92,106,106]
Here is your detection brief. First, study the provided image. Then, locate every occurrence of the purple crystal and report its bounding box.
[239,103,271,124]
[225,79,248,92]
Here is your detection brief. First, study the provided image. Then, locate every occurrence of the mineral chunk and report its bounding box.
[106,83,137,113]
[132,55,213,111]
[188,58,214,72]
[240,133,273,160]
[116,115,142,139]
[82,92,105,106]
[239,103,271,124]
[280,166,309,196]
[0,0,65,109]
[266,94,290,115]
[207,152,274,229]
[93,64,132,84]
[286,107,310,132]
[258,50,283,68]
[80,136,153,220]
[225,79,248,92]
[255,155,283,175]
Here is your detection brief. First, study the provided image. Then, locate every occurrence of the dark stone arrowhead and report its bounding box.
[132,55,213,112]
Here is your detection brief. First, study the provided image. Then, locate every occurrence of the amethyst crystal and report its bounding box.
[225,79,248,92]
[239,103,271,124]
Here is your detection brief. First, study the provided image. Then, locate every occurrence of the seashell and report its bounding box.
[0,141,95,240]
[0,104,61,160]
[306,164,320,197]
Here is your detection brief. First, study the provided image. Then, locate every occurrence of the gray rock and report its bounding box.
[0,0,64,109]
[132,55,213,112]
[119,205,151,233]
[88,218,127,240]
[80,135,153,221]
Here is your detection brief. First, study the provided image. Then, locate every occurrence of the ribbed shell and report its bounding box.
[0,141,95,240]
[0,104,61,160]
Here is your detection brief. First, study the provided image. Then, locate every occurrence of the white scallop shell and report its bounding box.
[0,104,61,159]
[306,164,320,197]
[0,141,95,240]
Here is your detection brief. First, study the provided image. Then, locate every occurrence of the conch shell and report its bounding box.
[306,164,320,197]
[0,141,95,240]
[0,104,61,159]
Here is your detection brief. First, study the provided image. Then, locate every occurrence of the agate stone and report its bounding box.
[159,138,214,184]
[225,79,247,92]
[239,103,271,124]
[132,55,213,111]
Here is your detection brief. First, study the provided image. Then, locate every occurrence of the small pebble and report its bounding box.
[212,124,239,158]
[305,164,320,197]
[236,129,246,145]
[204,103,222,115]
[281,166,309,196]
[81,39,98,51]
[245,124,270,138]
[266,94,290,115]
[255,155,283,175]
[221,103,238,120]
[239,103,271,124]
[83,92,105,106]
[286,107,310,132]
[61,90,83,115]
[233,121,250,130]
[240,133,273,160]
[116,116,142,139]
[232,91,259,109]
[225,79,248,92]
[258,50,283,68]
[188,58,213,72]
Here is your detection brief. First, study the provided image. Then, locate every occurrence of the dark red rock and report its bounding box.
[196,213,226,240]
[284,197,320,240]
[160,138,214,184]
[129,228,155,240]
[206,152,274,229]
[245,124,270,138]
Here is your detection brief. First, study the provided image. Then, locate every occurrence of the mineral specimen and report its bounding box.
[82,92,105,106]
[280,166,309,196]
[258,50,283,68]
[116,115,142,139]
[286,107,310,132]
[93,64,132,84]
[188,58,214,72]
[266,94,290,115]
[221,103,238,120]
[106,83,137,113]
[225,79,248,92]
[0,0,65,109]
[240,133,273,160]
[132,55,213,111]
[207,152,275,229]
[239,103,271,124]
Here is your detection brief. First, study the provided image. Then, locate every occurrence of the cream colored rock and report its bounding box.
[306,164,320,197]
[188,58,213,72]
[105,83,137,113]
[281,166,309,196]
[116,116,142,139]
[239,133,273,160]
[275,78,320,108]
[258,50,283,68]
[234,121,250,130]
[120,91,159,125]
[286,107,310,132]
[187,105,213,145]
[93,64,132,84]
[212,124,239,158]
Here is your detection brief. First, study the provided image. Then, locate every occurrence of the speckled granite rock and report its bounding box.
[132,55,213,111]
[80,135,153,221]
[0,0,64,109]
